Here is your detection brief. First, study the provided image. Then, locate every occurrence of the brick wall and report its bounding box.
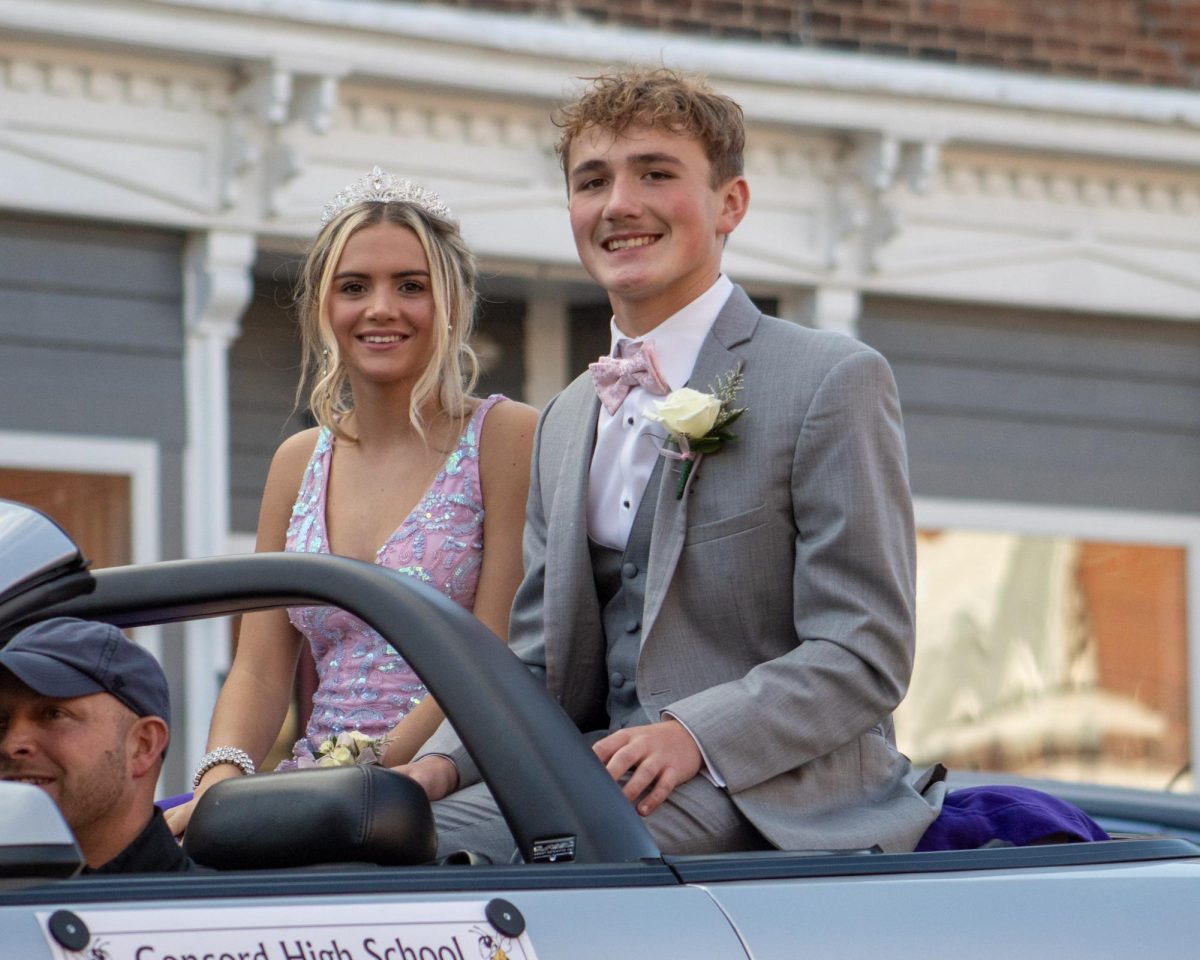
[424,0,1200,88]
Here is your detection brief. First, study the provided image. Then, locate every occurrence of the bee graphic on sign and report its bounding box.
[470,925,512,960]
[85,939,111,960]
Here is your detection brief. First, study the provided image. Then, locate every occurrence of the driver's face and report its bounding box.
[0,672,132,840]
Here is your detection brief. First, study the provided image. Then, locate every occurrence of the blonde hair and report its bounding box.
[554,66,745,188]
[295,202,479,442]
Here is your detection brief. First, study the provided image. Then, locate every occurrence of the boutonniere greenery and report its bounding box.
[645,366,747,498]
[306,729,391,768]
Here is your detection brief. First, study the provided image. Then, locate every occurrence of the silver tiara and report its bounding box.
[320,166,453,226]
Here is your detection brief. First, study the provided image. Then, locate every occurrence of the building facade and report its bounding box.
[1,0,1198,792]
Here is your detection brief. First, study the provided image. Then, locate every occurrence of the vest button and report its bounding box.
[621,562,638,579]
[609,671,626,688]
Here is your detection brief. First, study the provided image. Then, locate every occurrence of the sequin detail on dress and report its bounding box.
[281,395,505,766]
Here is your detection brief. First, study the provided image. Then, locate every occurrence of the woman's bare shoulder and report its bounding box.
[478,398,536,485]
[267,426,323,487]
[481,397,539,440]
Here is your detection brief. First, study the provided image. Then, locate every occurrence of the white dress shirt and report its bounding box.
[587,275,734,549]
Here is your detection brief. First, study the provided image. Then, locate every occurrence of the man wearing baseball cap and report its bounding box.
[0,617,196,873]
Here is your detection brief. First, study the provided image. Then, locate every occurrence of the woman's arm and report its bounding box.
[381,399,537,768]
[468,398,538,643]
[165,430,317,834]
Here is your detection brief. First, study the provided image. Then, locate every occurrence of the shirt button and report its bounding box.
[622,500,630,509]
[621,562,638,579]
[610,671,626,688]
[625,619,640,634]
[626,416,635,425]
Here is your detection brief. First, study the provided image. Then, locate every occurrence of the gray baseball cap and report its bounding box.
[0,617,169,721]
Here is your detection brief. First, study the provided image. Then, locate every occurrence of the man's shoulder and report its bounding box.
[541,370,598,424]
[720,286,884,370]
[746,312,890,386]
[755,310,877,354]
[87,808,200,875]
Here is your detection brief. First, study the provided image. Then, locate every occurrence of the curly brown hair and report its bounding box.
[554,67,745,188]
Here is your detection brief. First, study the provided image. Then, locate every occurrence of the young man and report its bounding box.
[407,67,943,857]
[0,617,195,873]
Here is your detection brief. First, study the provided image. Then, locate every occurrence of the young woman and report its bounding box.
[167,169,536,834]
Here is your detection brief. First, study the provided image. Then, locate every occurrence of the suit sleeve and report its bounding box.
[505,402,554,686]
[414,396,555,786]
[666,347,917,794]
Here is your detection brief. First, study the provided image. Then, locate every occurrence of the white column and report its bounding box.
[523,292,571,409]
[181,230,256,775]
[783,285,863,338]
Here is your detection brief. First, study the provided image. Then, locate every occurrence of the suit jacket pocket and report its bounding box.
[684,502,770,546]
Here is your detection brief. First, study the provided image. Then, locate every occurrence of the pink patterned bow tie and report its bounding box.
[589,340,670,414]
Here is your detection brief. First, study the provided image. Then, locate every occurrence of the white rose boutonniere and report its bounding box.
[650,388,722,437]
[305,729,392,768]
[645,365,747,498]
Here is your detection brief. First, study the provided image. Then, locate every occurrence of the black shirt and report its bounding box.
[83,808,199,875]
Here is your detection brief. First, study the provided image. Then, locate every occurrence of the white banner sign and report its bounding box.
[38,900,537,960]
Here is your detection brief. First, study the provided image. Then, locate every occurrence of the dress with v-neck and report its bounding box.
[280,394,505,767]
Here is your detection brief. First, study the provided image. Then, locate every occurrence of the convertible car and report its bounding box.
[0,499,1196,959]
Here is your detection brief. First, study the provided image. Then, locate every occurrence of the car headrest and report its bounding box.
[184,765,436,870]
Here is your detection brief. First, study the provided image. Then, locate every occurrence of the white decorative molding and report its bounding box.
[0,43,232,223]
[182,229,256,777]
[236,63,291,128]
[3,3,1197,316]
[940,155,1200,217]
[786,286,863,337]
[824,132,944,274]
[294,73,339,135]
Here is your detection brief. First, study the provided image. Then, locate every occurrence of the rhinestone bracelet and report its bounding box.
[192,746,256,789]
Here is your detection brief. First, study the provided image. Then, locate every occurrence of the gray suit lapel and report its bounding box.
[642,286,761,645]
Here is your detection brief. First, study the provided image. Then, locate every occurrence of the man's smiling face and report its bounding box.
[0,671,130,840]
[566,123,748,334]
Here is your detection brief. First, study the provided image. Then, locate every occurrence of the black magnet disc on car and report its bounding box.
[485,897,525,938]
[47,910,90,951]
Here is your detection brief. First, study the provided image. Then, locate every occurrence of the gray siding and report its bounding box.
[0,216,186,443]
[0,214,190,790]
[229,274,307,534]
[860,297,1200,514]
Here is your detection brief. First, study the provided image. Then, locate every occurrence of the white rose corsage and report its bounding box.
[645,366,746,498]
[302,729,391,768]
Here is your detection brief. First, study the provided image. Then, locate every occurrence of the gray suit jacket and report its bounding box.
[423,286,943,853]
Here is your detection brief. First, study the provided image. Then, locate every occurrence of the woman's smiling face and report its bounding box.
[325,222,438,390]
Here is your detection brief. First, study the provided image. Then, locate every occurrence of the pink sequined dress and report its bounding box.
[280,394,505,767]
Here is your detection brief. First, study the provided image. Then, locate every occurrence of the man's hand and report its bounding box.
[593,719,703,817]
[392,755,459,802]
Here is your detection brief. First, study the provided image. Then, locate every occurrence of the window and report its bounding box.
[899,500,1198,791]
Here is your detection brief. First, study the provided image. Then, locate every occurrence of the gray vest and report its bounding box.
[588,458,663,732]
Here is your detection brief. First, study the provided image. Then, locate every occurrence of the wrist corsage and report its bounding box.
[303,730,392,768]
[645,365,747,498]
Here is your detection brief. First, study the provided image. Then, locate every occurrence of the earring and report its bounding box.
[321,348,330,377]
